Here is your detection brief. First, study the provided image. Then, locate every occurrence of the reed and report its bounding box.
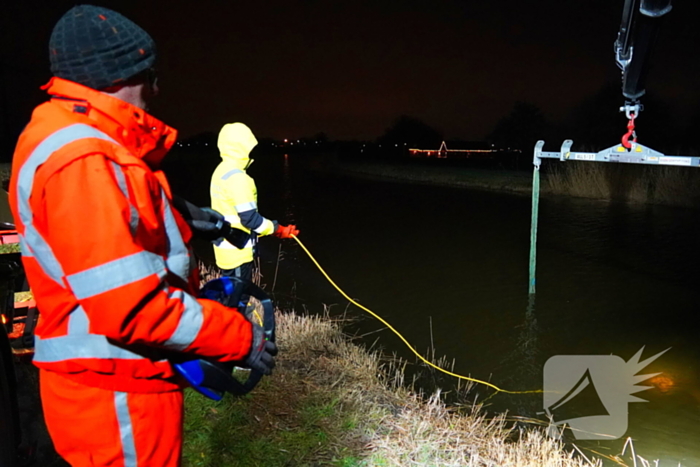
[544,161,700,207]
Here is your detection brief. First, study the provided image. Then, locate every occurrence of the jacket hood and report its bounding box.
[217,123,258,170]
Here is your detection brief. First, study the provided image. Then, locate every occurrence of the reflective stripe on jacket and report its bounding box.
[211,123,276,270]
[9,78,254,393]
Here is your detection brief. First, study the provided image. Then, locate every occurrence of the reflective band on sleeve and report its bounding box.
[234,201,256,212]
[223,214,241,224]
[67,305,89,335]
[22,225,63,283]
[161,192,191,281]
[16,124,117,285]
[215,238,254,249]
[35,303,173,363]
[18,236,32,258]
[114,392,138,467]
[163,289,204,351]
[111,161,139,236]
[253,218,273,234]
[66,251,167,300]
[33,334,147,362]
[221,168,243,180]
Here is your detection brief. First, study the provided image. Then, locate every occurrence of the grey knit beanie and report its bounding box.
[49,5,156,90]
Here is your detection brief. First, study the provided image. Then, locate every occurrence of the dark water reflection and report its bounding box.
[183,152,700,465]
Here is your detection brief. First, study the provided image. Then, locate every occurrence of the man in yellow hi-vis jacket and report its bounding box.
[211,122,299,286]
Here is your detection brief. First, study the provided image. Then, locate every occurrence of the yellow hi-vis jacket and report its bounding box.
[211,123,277,269]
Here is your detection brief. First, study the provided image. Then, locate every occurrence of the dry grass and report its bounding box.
[544,162,700,207]
[278,311,600,466]
[186,265,665,466]
[198,261,222,283]
[185,302,646,466]
[0,163,11,183]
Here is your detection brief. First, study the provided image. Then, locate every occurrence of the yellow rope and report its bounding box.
[291,234,542,396]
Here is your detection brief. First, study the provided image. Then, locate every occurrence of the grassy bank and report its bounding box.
[325,159,534,195]
[325,157,700,208]
[183,307,641,467]
[544,161,700,207]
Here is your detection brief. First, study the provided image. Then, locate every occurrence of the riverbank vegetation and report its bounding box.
[323,156,700,209]
[543,161,700,207]
[320,158,534,196]
[183,303,655,466]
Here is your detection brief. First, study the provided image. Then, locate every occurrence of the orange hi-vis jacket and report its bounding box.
[9,78,254,393]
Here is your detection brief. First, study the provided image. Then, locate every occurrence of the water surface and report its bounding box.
[237,153,700,465]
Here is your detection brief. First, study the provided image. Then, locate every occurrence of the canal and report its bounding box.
[222,151,700,465]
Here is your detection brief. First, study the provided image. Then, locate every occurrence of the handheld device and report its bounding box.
[173,276,275,401]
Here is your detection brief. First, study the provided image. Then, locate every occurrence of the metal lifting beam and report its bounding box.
[528,138,698,296]
[533,140,700,169]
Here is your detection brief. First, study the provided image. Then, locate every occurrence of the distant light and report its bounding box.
[284,139,288,143]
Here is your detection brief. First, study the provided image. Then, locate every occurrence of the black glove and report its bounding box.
[245,322,277,375]
[172,195,223,240]
[171,195,249,247]
[193,207,226,238]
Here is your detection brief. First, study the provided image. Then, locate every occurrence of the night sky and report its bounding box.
[2,0,699,145]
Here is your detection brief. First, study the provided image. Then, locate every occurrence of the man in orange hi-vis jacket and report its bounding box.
[8,5,277,466]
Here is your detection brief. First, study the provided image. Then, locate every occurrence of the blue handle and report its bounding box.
[174,277,275,400]
[173,360,224,401]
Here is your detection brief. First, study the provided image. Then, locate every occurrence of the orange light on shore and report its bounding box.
[649,375,675,393]
[1,314,6,325]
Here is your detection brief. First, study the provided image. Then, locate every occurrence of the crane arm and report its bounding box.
[614,0,672,117]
